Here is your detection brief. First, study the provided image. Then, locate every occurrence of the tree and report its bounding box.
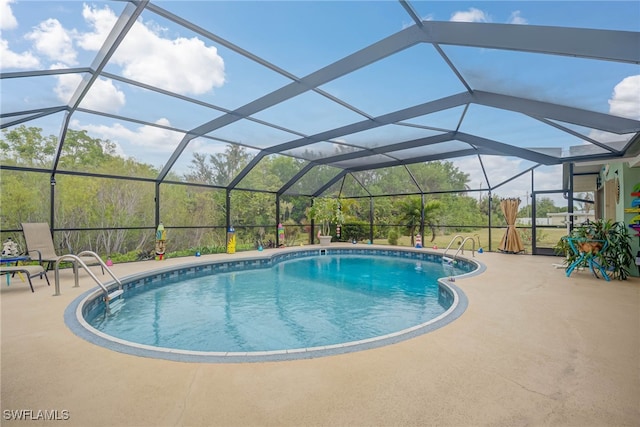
[476,194,505,227]
[409,161,470,192]
[210,145,251,185]
[186,144,251,186]
[398,196,442,245]
[58,129,118,171]
[185,152,215,184]
[533,197,565,218]
[306,197,345,237]
[0,125,56,167]
[399,197,422,246]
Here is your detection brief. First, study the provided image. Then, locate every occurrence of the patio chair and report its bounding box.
[0,264,50,292]
[21,223,104,275]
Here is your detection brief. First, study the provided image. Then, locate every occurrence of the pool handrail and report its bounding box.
[442,235,464,260]
[453,237,476,259]
[53,251,122,297]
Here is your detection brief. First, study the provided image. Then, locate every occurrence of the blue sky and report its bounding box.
[1,1,639,201]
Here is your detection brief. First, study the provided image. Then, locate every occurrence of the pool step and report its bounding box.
[107,289,124,301]
[107,297,125,314]
[105,289,125,314]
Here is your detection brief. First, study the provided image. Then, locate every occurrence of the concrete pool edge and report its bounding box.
[64,247,484,363]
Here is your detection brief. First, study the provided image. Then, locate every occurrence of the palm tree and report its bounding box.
[399,196,441,246]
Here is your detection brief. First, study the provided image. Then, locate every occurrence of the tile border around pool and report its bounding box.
[65,247,484,363]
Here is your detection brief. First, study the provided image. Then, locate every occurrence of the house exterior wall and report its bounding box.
[600,161,640,277]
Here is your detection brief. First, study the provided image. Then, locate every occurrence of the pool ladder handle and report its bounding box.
[53,251,123,300]
[442,235,476,263]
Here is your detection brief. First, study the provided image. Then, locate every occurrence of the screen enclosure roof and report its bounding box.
[1,0,639,197]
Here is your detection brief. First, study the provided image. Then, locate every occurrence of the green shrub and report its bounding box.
[388,229,398,245]
[342,221,369,242]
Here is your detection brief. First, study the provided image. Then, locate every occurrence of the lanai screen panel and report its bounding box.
[169,137,262,186]
[56,110,183,177]
[337,173,371,199]
[2,74,74,114]
[406,160,475,193]
[250,91,369,138]
[110,5,294,111]
[283,165,344,197]
[491,173,533,201]
[55,175,155,227]
[0,170,51,229]
[280,141,365,161]
[331,124,444,151]
[77,77,227,132]
[236,154,309,192]
[206,119,303,150]
[533,165,564,192]
[471,154,539,192]
[458,105,606,162]
[329,154,397,170]
[1,113,68,170]
[318,43,467,118]
[399,106,469,132]
[441,45,640,117]
[1,1,128,73]
[546,120,636,152]
[440,155,492,193]
[385,141,473,161]
[360,166,422,196]
[160,183,226,227]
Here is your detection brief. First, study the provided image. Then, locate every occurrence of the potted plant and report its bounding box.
[306,197,344,245]
[554,219,633,280]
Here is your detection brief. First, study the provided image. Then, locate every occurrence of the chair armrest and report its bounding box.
[28,250,43,264]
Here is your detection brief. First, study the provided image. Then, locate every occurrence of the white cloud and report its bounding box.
[55,72,126,112]
[450,8,490,23]
[53,72,83,102]
[69,118,184,164]
[76,3,117,51]
[0,0,17,30]
[119,35,225,94]
[508,11,528,25]
[77,4,225,96]
[608,75,640,120]
[585,74,640,144]
[80,77,126,112]
[12,5,124,111]
[6,2,224,109]
[25,18,77,66]
[0,0,40,69]
[0,38,40,69]
[449,8,526,25]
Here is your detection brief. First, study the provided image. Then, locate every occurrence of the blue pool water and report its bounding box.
[85,254,465,354]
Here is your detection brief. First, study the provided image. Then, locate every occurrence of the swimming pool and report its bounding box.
[66,247,482,362]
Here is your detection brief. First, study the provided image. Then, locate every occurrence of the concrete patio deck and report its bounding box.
[1,248,639,426]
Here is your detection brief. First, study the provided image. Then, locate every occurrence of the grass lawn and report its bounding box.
[373,227,568,254]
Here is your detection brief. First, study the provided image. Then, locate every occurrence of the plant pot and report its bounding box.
[578,241,602,254]
[318,235,332,245]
